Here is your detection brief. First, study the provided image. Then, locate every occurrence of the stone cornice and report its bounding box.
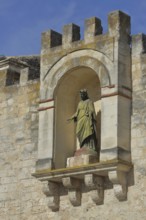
[0,58,29,69]
[32,160,132,181]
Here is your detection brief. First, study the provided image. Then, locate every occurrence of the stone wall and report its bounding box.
[0,79,49,220]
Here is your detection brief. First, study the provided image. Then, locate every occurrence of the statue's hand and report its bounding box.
[67,116,77,123]
[74,117,77,122]
[67,118,72,122]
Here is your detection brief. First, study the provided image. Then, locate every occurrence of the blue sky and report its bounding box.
[0,0,146,56]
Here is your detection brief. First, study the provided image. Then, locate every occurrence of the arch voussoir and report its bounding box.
[43,49,113,99]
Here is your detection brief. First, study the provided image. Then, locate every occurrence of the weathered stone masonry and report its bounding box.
[0,10,146,220]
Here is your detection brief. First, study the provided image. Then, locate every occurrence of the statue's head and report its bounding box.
[80,89,88,100]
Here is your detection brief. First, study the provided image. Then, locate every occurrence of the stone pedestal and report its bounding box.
[67,147,99,168]
[67,154,98,168]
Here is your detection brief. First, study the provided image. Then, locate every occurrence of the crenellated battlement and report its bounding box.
[108,10,130,39]
[41,10,131,52]
[84,17,103,43]
[42,30,62,49]
[132,33,146,56]
[62,23,80,48]
[0,56,40,87]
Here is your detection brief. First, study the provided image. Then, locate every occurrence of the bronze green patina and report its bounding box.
[68,89,98,152]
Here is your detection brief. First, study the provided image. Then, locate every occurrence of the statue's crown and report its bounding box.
[80,89,87,94]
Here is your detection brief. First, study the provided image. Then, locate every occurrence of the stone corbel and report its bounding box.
[33,160,132,210]
[62,177,82,206]
[84,174,104,205]
[108,171,127,201]
[42,181,60,211]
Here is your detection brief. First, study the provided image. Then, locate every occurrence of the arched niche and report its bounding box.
[53,66,101,169]
[37,49,112,170]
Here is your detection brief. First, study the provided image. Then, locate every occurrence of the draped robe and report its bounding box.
[74,99,97,151]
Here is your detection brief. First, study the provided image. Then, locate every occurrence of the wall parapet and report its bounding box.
[0,56,40,87]
[41,10,131,53]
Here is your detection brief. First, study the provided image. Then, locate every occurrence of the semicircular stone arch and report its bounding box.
[42,49,114,99]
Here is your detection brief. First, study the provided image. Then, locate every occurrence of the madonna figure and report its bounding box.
[68,89,98,152]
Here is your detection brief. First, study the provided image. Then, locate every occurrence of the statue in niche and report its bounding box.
[68,89,98,155]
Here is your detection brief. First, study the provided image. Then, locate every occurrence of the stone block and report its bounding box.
[20,67,29,86]
[100,147,131,162]
[67,154,98,168]
[63,23,80,47]
[0,69,7,87]
[132,34,146,56]
[41,30,62,49]
[38,107,54,161]
[36,158,53,171]
[84,17,103,43]
[101,96,118,149]
[108,10,131,41]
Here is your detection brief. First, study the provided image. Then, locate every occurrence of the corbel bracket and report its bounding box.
[62,177,82,206]
[108,170,127,201]
[42,181,60,211]
[84,174,104,205]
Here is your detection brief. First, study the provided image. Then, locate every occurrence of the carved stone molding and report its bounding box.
[108,170,127,201]
[85,174,104,205]
[42,181,60,211]
[62,177,82,206]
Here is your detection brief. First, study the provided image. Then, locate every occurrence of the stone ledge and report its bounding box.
[32,160,132,181]
[32,160,132,211]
